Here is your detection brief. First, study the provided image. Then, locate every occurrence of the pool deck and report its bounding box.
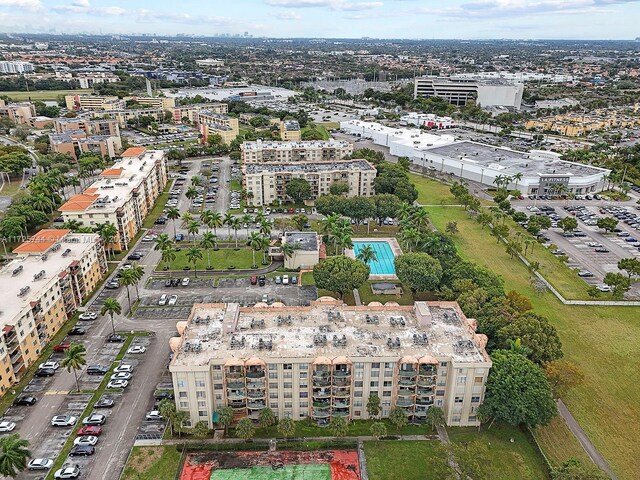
[346,237,402,281]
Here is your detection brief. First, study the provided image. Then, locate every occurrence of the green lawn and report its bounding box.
[408,173,458,205]
[303,125,330,140]
[424,203,640,479]
[161,247,258,271]
[0,89,92,101]
[142,191,169,229]
[230,179,242,191]
[121,446,182,480]
[533,416,592,468]
[364,441,448,480]
[357,281,415,306]
[318,121,340,130]
[448,424,549,480]
[0,178,23,197]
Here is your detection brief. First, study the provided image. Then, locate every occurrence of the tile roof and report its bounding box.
[121,147,146,157]
[101,167,123,177]
[59,193,100,212]
[13,229,70,254]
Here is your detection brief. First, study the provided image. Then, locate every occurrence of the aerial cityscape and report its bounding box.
[0,2,639,480]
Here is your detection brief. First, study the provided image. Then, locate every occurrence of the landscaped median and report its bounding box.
[156,246,263,272]
[45,332,151,480]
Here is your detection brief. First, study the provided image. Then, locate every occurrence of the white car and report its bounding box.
[282,275,289,285]
[181,277,190,286]
[51,415,77,427]
[587,242,603,247]
[0,421,16,432]
[74,435,98,446]
[158,294,168,306]
[168,295,178,306]
[28,457,54,470]
[127,345,146,354]
[597,285,612,292]
[145,410,164,421]
[54,464,81,479]
[79,312,97,321]
[114,364,134,373]
[39,361,60,370]
[110,372,132,381]
[107,379,129,389]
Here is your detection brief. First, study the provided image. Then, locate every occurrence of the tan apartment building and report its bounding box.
[97,107,165,128]
[125,96,175,111]
[0,229,107,394]
[65,95,124,111]
[197,111,239,145]
[241,140,353,164]
[173,103,227,124]
[280,120,301,141]
[54,117,120,137]
[0,102,36,125]
[243,159,376,207]
[169,298,492,428]
[59,147,168,251]
[49,131,122,160]
[526,113,640,137]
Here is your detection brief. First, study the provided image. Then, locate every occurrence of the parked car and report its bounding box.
[127,253,142,260]
[69,445,95,456]
[159,294,168,306]
[54,464,81,479]
[77,426,102,436]
[73,435,98,446]
[282,275,289,285]
[105,280,120,289]
[28,458,54,471]
[175,233,184,241]
[0,421,16,432]
[595,248,610,253]
[13,395,36,406]
[86,365,109,375]
[250,276,257,285]
[128,345,146,354]
[587,242,602,247]
[107,379,129,389]
[181,277,190,286]
[164,278,172,287]
[145,410,164,421]
[597,285,612,292]
[51,415,77,427]
[275,276,282,284]
[110,372,132,381]
[94,396,115,409]
[114,364,134,373]
[578,271,594,277]
[39,361,60,370]
[107,334,126,343]
[35,368,56,377]
[79,312,97,321]
[258,274,266,286]
[154,391,174,401]
[82,414,106,426]
[168,295,178,306]
[291,275,298,285]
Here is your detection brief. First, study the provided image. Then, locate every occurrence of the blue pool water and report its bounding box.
[353,241,396,275]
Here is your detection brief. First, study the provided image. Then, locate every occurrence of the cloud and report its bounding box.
[0,0,42,11]
[265,0,383,10]
[272,10,303,19]
[71,0,89,6]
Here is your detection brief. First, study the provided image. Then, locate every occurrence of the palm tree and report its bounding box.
[166,207,181,240]
[200,232,218,270]
[131,264,144,301]
[0,434,31,478]
[247,232,263,268]
[191,175,202,187]
[185,186,198,206]
[30,194,53,213]
[174,410,190,438]
[281,241,300,264]
[161,246,177,276]
[258,235,271,264]
[158,400,177,437]
[259,220,272,238]
[200,209,214,232]
[100,298,121,336]
[208,211,223,236]
[425,406,446,432]
[397,201,413,222]
[336,233,353,255]
[187,220,200,245]
[320,213,340,238]
[119,268,137,311]
[67,175,81,194]
[154,233,172,253]
[241,213,253,238]
[185,247,203,277]
[229,217,241,248]
[401,227,421,252]
[356,244,377,266]
[61,343,86,393]
[98,223,118,260]
[223,212,235,240]
[512,172,523,191]
[411,208,430,231]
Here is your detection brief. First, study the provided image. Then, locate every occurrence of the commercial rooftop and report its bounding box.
[2,230,99,323]
[340,120,457,151]
[284,232,318,252]
[59,148,162,213]
[426,141,608,177]
[242,140,351,151]
[283,119,300,131]
[244,159,375,175]
[171,299,490,368]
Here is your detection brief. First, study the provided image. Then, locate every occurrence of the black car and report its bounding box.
[258,274,266,286]
[94,396,115,409]
[69,445,95,457]
[127,253,142,261]
[13,395,36,406]
[86,365,109,376]
[171,278,180,287]
[595,248,610,253]
[69,326,87,336]
[107,334,126,343]
[165,279,172,287]
[35,368,56,377]
[154,391,175,401]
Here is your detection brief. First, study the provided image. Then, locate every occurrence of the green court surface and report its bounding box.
[209,464,331,480]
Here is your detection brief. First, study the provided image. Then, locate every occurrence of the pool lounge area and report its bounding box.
[347,238,402,281]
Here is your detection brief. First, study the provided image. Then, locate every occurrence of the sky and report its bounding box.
[0,0,639,40]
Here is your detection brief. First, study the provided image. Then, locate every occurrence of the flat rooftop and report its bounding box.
[244,159,375,175]
[340,120,457,149]
[242,140,351,151]
[60,149,163,213]
[426,141,608,177]
[2,231,99,323]
[171,300,490,368]
[284,232,318,252]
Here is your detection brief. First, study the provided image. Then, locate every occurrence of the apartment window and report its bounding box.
[354,411,361,416]
[179,392,187,398]
[384,371,393,377]
[300,402,308,408]
[468,415,477,422]
[285,402,292,408]
[196,391,205,398]
[195,380,205,388]
[198,411,207,417]
[283,363,292,370]
[383,381,392,387]
[268,363,277,370]
[283,382,292,389]
[284,392,292,399]
[455,396,463,403]
[475,376,483,384]
[384,362,394,369]
[179,402,188,408]
[299,392,308,398]
[269,373,278,379]
[270,402,278,409]
[214,383,222,390]
[471,396,480,403]
[299,372,307,379]
[198,401,206,408]
[355,362,364,369]
[177,380,186,388]
[213,365,221,370]
[440,362,448,367]
[436,390,445,397]
[299,364,308,370]
[270,393,278,399]
[452,415,461,422]
[457,376,467,384]
[269,382,278,389]
[383,391,391,397]
[370,381,379,387]
[354,381,363,388]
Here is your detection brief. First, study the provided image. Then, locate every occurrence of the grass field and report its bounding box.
[0,89,92,101]
[424,202,640,479]
[409,173,457,205]
[302,125,331,140]
[162,247,257,271]
[121,446,182,480]
[364,441,448,480]
[142,188,170,229]
[0,178,23,196]
[318,121,340,130]
[533,416,592,467]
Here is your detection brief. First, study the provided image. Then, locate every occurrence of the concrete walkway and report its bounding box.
[556,399,618,479]
[160,433,439,446]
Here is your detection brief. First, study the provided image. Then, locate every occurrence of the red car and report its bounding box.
[288,208,294,214]
[53,342,70,352]
[250,276,257,285]
[77,425,102,436]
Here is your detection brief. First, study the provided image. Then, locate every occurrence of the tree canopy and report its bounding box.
[312,255,369,298]
[497,312,563,364]
[395,252,443,294]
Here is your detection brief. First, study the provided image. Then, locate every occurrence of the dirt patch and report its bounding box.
[129,446,163,473]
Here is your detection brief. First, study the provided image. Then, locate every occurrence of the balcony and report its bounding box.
[419,367,436,376]
[413,409,428,417]
[246,370,265,379]
[417,378,436,387]
[10,351,23,365]
[396,399,414,407]
[332,378,350,387]
[247,401,265,410]
[247,391,265,399]
[227,391,246,400]
[332,410,350,417]
[397,388,416,397]
[313,401,330,408]
[312,409,331,418]
[313,390,331,399]
[416,399,434,406]
[399,370,417,378]
[246,381,265,389]
[417,388,434,397]
[332,400,350,408]
[12,361,25,375]
[332,388,350,397]
[226,371,245,379]
[399,378,416,387]
[312,378,331,387]
[226,381,245,389]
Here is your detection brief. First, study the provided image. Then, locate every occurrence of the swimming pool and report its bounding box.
[353,241,397,275]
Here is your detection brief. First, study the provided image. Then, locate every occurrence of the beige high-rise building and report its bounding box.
[0,230,107,395]
[0,102,36,125]
[172,103,227,124]
[59,148,168,251]
[54,118,120,137]
[280,120,301,141]
[243,159,376,206]
[241,140,353,164]
[197,112,239,145]
[169,298,491,428]
[65,95,124,111]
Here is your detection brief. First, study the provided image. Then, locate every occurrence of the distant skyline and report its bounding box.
[0,0,639,40]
